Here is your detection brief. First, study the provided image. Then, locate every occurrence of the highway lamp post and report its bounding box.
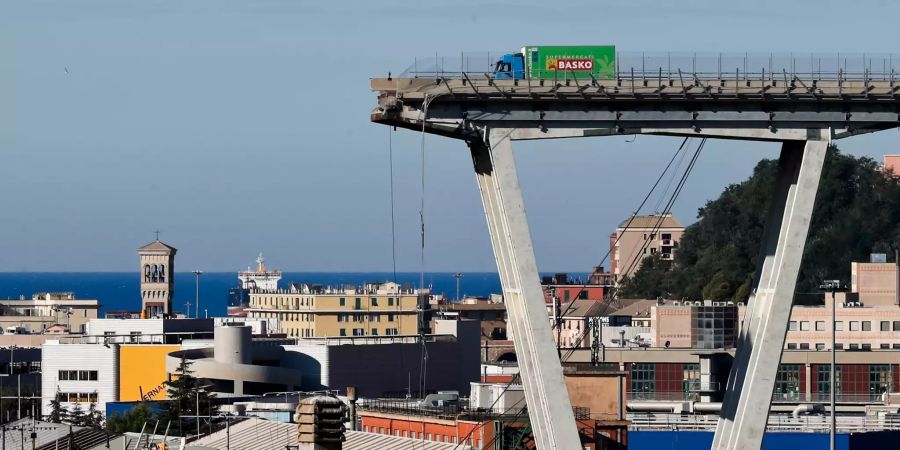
[820,280,845,450]
[453,272,464,301]
[192,270,203,319]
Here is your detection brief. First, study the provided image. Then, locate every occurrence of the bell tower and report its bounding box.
[138,234,177,318]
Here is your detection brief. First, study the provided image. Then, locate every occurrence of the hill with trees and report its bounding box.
[618,147,900,304]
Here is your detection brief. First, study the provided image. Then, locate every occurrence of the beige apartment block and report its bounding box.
[850,262,899,307]
[247,281,420,338]
[611,213,684,281]
[785,294,900,350]
[0,292,98,333]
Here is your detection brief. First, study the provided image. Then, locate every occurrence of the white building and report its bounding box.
[41,341,118,418]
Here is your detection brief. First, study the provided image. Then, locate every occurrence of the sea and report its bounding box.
[0,272,588,317]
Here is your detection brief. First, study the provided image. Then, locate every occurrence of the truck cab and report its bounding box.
[494,53,525,79]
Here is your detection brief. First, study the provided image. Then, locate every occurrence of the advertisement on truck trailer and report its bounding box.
[525,45,616,79]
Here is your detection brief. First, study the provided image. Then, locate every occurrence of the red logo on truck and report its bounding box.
[550,59,594,71]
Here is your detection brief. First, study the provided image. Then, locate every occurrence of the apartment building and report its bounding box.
[0,292,99,333]
[247,281,420,338]
[611,213,685,280]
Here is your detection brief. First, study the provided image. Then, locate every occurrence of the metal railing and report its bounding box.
[398,51,900,82]
[628,412,900,432]
[357,398,590,421]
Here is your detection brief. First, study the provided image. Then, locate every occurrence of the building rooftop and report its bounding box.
[608,299,659,318]
[617,213,684,230]
[186,417,463,450]
[560,300,607,318]
[137,239,177,252]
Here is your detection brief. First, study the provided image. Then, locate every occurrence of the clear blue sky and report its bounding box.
[1,0,898,272]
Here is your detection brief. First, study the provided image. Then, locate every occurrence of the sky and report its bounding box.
[1,0,899,272]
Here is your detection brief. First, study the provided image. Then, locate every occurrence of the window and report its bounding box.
[631,363,655,400]
[353,328,364,336]
[893,344,900,349]
[882,321,891,332]
[862,343,872,350]
[662,233,672,240]
[339,329,346,337]
[371,329,378,336]
[129,331,141,343]
[774,364,801,401]
[371,298,378,307]
[787,343,797,350]
[682,363,700,394]
[339,298,345,306]
[354,298,361,310]
[849,343,859,350]
[835,343,844,349]
[881,343,890,349]
[388,298,394,306]
[799,343,810,350]
[386,328,398,336]
[862,321,872,332]
[337,314,348,323]
[815,321,825,331]
[836,321,844,331]
[870,365,891,397]
[387,313,395,322]
[894,321,900,331]
[816,343,825,350]
[800,321,810,331]
[788,321,797,331]
[59,370,69,381]
[816,365,841,400]
[850,321,860,331]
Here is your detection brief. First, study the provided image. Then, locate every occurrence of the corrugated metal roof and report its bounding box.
[187,417,468,450]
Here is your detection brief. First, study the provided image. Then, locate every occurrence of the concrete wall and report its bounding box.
[564,369,625,420]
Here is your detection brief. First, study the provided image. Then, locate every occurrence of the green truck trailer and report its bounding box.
[494,45,616,80]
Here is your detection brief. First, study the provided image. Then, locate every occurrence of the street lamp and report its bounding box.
[820,279,846,450]
[192,270,204,319]
[452,272,464,301]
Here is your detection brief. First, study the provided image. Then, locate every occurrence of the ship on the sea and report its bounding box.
[227,253,282,317]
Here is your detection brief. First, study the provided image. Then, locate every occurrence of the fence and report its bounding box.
[628,412,900,432]
[399,51,900,82]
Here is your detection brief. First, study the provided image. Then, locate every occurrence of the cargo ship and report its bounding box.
[227,253,282,317]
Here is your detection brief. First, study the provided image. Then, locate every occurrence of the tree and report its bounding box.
[619,146,900,303]
[162,356,219,437]
[86,396,104,429]
[47,390,68,424]
[106,403,154,434]
[68,402,86,426]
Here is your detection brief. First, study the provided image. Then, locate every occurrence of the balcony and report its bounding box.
[661,239,674,246]
[660,253,674,260]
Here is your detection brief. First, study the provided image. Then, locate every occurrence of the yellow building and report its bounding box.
[247,281,420,338]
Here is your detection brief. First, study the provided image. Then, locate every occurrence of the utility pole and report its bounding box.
[820,279,845,450]
[192,270,203,319]
[452,272,464,301]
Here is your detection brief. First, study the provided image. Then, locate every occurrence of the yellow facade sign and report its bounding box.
[118,345,180,401]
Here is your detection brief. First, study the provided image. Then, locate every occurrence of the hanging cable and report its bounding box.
[551,137,690,331]
[389,127,398,283]
[561,138,708,363]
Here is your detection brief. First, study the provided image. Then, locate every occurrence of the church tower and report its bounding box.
[138,238,177,317]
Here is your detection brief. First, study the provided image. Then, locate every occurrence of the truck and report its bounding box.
[494,45,616,80]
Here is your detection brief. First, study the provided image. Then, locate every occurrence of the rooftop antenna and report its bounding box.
[154,230,160,241]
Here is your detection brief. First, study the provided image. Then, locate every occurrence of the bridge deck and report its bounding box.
[371,77,900,141]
